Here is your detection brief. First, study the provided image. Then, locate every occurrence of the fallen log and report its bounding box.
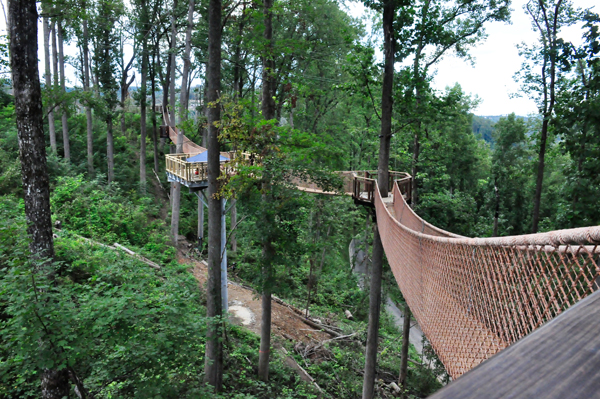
[271,296,341,338]
[113,243,161,270]
[279,347,323,397]
[113,242,136,256]
[55,229,162,270]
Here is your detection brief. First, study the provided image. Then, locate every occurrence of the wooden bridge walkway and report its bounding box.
[163,123,600,393]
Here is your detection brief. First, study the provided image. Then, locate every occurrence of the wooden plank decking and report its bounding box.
[429,288,600,398]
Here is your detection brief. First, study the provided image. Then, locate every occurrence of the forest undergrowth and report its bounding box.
[0,97,444,398]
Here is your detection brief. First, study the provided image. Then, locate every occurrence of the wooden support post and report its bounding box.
[221,197,228,312]
[195,190,228,312]
[198,195,204,248]
[231,199,237,252]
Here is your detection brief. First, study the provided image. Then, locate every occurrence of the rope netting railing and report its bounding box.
[293,171,412,203]
[374,176,600,378]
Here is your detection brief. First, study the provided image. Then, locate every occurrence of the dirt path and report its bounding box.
[183,254,330,344]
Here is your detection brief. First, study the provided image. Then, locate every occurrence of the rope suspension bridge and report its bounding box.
[164,118,600,386]
[297,172,600,378]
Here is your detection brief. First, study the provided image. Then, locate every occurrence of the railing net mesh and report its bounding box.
[376,179,600,378]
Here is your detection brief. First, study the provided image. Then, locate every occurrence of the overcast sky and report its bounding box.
[346,0,598,116]
[1,0,597,117]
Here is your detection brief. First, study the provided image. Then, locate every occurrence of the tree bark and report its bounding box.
[305,258,315,316]
[493,182,500,236]
[258,281,272,381]
[528,0,561,233]
[151,50,159,172]
[410,0,429,207]
[140,48,148,193]
[42,14,57,154]
[161,42,170,125]
[170,179,182,244]
[531,118,548,233]
[169,0,183,244]
[203,0,223,391]
[51,21,58,99]
[232,3,246,99]
[398,304,411,397]
[411,131,420,206]
[362,222,384,399]
[82,18,94,174]
[107,115,115,183]
[363,2,395,398]
[57,20,70,160]
[8,1,69,397]
[230,199,237,251]
[377,1,395,198]
[9,0,55,264]
[258,0,275,383]
[170,0,194,241]
[120,51,135,137]
[51,21,61,156]
[202,81,208,146]
[169,0,178,124]
[139,0,149,194]
[198,197,204,245]
[179,0,194,120]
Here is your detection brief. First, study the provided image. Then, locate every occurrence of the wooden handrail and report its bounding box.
[166,153,230,182]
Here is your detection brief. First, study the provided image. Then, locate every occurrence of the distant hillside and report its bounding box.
[477,115,528,123]
[471,114,529,145]
[472,115,495,144]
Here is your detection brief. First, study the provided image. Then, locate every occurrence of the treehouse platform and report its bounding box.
[165,153,231,191]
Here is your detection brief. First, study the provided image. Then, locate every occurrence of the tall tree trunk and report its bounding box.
[203,0,223,391]
[376,1,395,198]
[161,43,170,122]
[410,0,429,207]
[169,0,178,124]
[82,18,94,173]
[170,176,182,244]
[107,115,115,183]
[140,48,148,193]
[230,200,237,251]
[151,50,159,172]
[120,52,135,137]
[531,118,549,233]
[202,81,208,146]
[169,0,182,244]
[139,0,149,194]
[42,14,57,154]
[258,0,275,383]
[493,182,500,236]
[529,0,560,233]
[179,0,194,120]
[398,304,411,397]
[258,274,273,379]
[198,197,204,245]
[363,1,395,398]
[170,0,194,241]
[411,131,420,205]
[51,21,61,153]
[363,222,384,399]
[232,3,246,99]
[57,20,70,160]
[305,258,315,315]
[8,1,69,397]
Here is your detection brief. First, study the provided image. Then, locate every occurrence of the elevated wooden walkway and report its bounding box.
[429,288,600,398]
[161,118,600,393]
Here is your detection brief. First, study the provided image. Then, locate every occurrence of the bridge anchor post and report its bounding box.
[195,190,229,313]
